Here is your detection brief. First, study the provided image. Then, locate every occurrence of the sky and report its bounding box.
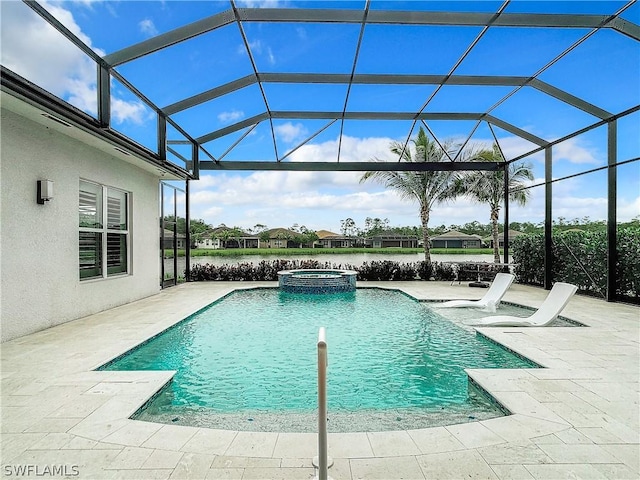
[1,0,639,234]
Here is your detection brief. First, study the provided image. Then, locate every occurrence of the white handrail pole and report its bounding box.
[317,327,328,480]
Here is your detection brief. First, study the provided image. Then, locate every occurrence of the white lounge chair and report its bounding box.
[463,282,578,327]
[435,272,515,312]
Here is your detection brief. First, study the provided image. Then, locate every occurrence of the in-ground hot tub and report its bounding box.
[278,269,357,294]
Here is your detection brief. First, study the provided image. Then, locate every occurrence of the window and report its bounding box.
[79,180,130,280]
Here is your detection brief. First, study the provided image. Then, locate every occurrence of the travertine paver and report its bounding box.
[224,431,279,458]
[142,449,185,469]
[1,281,638,479]
[445,421,507,449]
[350,456,425,479]
[476,442,553,465]
[407,426,466,454]
[416,450,499,479]
[240,466,316,479]
[328,432,375,458]
[523,463,610,479]
[102,420,163,447]
[204,467,244,479]
[109,446,155,470]
[180,428,237,455]
[141,424,199,451]
[367,430,422,456]
[168,452,215,479]
[211,456,281,468]
[489,464,536,480]
[272,433,317,458]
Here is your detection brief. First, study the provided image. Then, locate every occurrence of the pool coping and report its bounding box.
[2,281,638,478]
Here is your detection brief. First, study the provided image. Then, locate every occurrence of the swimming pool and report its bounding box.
[101,288,538,432]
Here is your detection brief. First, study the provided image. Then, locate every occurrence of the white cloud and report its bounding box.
[493,135,601,165]
[0,1,151,125]
[218,110,245,124]
[618,196,640,222]
[239,40,262,56]
[202,206,225,218]
[237,39,275,64]
[104,3,118,18]
[139,18,158,37]
[492,136,544,162]
[553,138,600,165]
[289,135,397,163]
[69,0,101,8]
[190,175,225,191]
[274,122,308,144]
[1,2,98,104]
[111,97,149,125]
[503,176,612,224]
[65,78,100,115]
[237,0,285,7]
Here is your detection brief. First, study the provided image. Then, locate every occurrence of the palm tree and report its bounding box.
[215,228,233,249]
[462,143,534,263]
[258,229,271,248]
[360,127,463,266]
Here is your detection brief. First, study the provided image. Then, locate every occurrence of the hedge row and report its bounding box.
[511,228,640,300]
[188,227,639,301]
[189,259,457,282]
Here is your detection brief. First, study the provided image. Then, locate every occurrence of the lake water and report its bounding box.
[166,252,508,278]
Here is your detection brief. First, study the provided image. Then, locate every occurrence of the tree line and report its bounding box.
[337,217,639,239]
[164,215,637,249]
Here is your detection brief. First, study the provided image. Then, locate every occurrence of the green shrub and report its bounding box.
[511,227,639,301]
[432,262,456,281]
[358,261,399,281]
[617,227,640,300]
[190,259,460,284]
[416,261,433,280]
[512,234,547,286]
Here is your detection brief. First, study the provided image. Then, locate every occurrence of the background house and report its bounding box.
[316,230,358,248]
[161,229,187,249]
[368,232,419,248]
[261,228,299,248]
[195,226,258,249]
[431,231,483,248]
[196,233,221,249]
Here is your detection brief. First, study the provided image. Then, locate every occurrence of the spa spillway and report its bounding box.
[277,269,358,294]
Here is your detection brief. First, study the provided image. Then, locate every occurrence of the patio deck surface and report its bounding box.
[1,281,638,479]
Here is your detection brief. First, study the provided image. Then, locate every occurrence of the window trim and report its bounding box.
[79,179,131,281]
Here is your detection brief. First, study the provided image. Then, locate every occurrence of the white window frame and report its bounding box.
[79,179,131,281]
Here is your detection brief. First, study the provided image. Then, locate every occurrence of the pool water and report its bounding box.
[102,288,537,432]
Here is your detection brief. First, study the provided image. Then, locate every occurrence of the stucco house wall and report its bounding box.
[1,106,162,342]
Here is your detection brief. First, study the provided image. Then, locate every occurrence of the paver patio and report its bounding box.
[1,282,638,479]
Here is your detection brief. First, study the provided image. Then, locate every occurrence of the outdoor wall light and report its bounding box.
[37,179,54,204]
